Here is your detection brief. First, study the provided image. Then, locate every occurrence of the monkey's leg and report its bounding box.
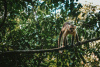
[76,34,78,42]
[63,31,68,47]
[58,30,63,48]
[58,39,60,48]
[62,35,66,47]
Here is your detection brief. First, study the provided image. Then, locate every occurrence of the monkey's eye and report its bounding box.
[70,28,74,30]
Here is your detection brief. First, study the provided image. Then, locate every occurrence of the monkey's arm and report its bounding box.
[76,34,79,42]
[72,35,74,45]
[76,34,81,45]
[72,32,78,46]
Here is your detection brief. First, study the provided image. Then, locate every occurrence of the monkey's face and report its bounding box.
[68,25,76,33]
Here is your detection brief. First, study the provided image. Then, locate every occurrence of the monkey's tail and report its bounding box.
[58,31,63,48]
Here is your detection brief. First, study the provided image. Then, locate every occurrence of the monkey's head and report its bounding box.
[68,25,76,33]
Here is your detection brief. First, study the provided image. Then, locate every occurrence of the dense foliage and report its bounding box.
[0,0,100,67]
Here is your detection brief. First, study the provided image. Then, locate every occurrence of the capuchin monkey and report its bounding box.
[58,22,79,49]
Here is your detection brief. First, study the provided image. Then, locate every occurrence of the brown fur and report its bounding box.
[58,22,78,48]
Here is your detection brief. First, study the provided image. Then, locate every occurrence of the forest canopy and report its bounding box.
[0,0,100,67]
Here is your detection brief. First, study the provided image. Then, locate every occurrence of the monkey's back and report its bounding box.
[63,22,70,27]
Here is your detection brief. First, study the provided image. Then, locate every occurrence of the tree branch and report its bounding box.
[75,37,100,46]
[0,37,100,54]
